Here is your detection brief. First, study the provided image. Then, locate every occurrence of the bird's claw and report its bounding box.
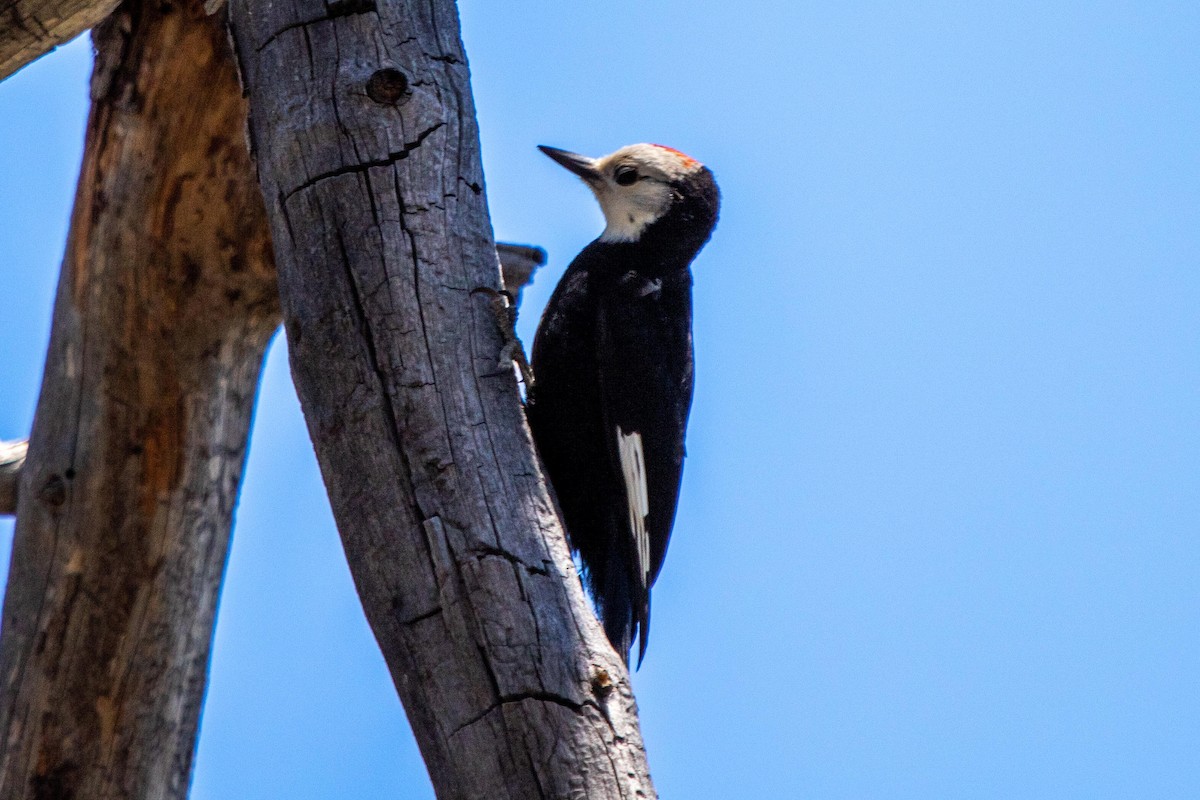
[473,286,536,389]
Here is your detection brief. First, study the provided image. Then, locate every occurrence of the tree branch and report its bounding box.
[0,1,279,797]
[0,0,121,81]
[227,0,657,796]
[496,241,545,306]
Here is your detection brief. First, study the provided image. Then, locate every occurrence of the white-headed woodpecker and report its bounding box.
[525,143,720,665]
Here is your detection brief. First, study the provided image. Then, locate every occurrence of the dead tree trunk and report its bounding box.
[0,1,278,797]
[227,0,657,797]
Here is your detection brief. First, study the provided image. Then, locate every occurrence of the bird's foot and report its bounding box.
[473,286,535,389]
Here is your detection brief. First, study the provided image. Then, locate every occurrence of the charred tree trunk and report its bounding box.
[2,0,653,794]
[227,0,657,797]
[0,1,278,797]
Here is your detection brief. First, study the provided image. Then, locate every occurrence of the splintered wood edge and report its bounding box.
[0,440,28,516]
[496,241,546,300]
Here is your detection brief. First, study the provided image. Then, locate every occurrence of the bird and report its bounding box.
[525,143,719,665]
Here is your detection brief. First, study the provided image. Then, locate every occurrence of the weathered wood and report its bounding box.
[0,0,120,81]
[0,241,536,520]
[0,1,278,797]
[226,1,656,797]
[0,440,27,515]
[496,242,545,306]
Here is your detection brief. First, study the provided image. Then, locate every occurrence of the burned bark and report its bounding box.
[226,0,657,797]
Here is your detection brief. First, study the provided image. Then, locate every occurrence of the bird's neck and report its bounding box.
[590,206,715,283]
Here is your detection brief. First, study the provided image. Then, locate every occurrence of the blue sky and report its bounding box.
[2,2,1199,797]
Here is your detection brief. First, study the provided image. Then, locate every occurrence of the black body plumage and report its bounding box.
[526,146,719,664]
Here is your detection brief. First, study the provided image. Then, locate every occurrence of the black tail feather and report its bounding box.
[602,604,633,667]
[594,541,655,668]
[635,594,651,668]
[596,543,636,666]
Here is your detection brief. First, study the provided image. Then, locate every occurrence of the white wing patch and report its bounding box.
[617,428,651,587]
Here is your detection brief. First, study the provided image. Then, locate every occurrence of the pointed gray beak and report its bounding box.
[538,145,602,183]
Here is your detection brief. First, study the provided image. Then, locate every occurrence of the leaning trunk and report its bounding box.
[0,2,278,796]
[226,0,658,796]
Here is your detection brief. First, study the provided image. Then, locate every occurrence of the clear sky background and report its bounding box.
[2,1,1198,797]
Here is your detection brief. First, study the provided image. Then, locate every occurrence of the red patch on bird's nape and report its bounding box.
[651,144,700,169]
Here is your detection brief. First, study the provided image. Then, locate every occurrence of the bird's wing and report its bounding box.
[596,274,694,661]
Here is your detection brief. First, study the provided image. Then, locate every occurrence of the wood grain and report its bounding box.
[226,0,657,796]
[0,1,278,796]
[0,0,121,81]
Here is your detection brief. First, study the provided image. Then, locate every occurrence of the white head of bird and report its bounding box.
[538,143,707,243]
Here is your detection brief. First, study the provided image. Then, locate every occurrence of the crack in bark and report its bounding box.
[450,690,589,738]
[276,191,298,246]
[283,126,445,201]
[424,51,460,65]
[397,605,442,627]
[329,221,410,482]
[470,544,549,577]
[254,0,378,53]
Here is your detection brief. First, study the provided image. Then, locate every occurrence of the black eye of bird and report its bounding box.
[614,166,639,186]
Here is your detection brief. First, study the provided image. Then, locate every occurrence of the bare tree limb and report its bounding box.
[0,1,278,797]
[0,440,27,515]
[496,241,546,306]
[227,0,656,796]
[0,0,120,81]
